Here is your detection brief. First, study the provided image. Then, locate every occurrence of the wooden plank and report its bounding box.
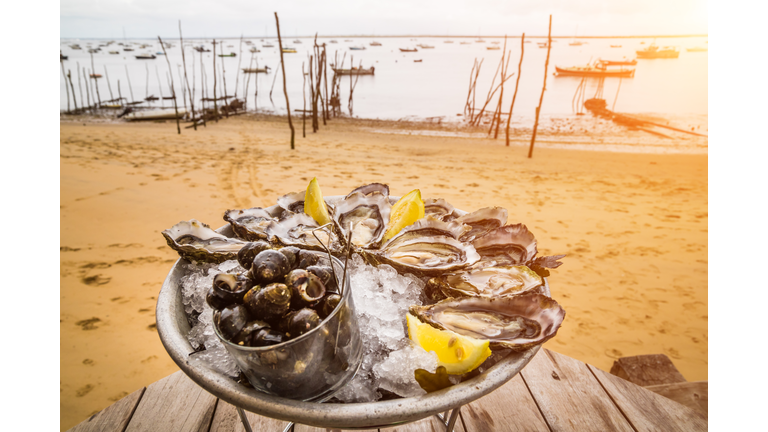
[68,387,145,432]
[609,354,686,386]
[461,374,550,431]
[520,349,634,431]
[386,413,466,432]
[209,400,291,432]
[124,371,218,432]
[644,381,708,419]
[591,365,707,431]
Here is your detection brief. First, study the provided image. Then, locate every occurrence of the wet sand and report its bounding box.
[60,115,707,430]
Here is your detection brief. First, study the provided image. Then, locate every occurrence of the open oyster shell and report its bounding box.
[224,207,276,241]
[409,294,565,351]
[427,265,543,300]
[361,217,479,276]
[346,183,390,198]
[472,224,538,267]
[162,219,248,263]
[455,207,509,242]
[276,190,307,214]
[423,198,455,221]
[266,212,340,252]
[333,191,392,249]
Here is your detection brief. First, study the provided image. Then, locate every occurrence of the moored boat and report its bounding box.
[332,66,375,76]
[109,51,119,54]
[486,46,500,50]
[399,48,418,52]
[417,44,435,49]
[686,47,708,52]
[281,47,297,53]
[124,108,188,121]
[263,43,275,48]
[370,41,382,46]
[242,66,270,73]
[218,53,236,57]
[610,45,622,48]
[135,54,156,59]
[329,40,338,43]
[636,44,679,58]
[597,59,637,66]
[349,46,366,50]
[554,64,635,78]
[89,73,103,79]
[568,41,584,46]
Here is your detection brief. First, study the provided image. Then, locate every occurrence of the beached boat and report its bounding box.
[281,48,297,53]
[349,46,366,50]
[399,48,418,52]
[486,46,500,50]
[370,41,382,46]
[242,67,270,74]
[218,53,236,57]
[332,66,375,76]
[135,54,156,59]
[636,44,679,59]
[554,64,635,78]
[598,59,637,66]
[125,108,188,121]
[686,47,708,52]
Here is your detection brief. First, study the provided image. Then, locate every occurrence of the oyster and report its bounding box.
[409,294,565,351]
[362,218,480,276]
[224,207,276,241]
[472,224,538,267]
[423,198,455,221]
[333,191,391,249]
[455,207,509,242]
[276,190,306,213]
[266,213,340,252]
[346,183,390,198]
[426,265,543,300]
[162,219,248,263]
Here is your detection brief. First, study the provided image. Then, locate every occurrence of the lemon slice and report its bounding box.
[304,177,332,225]
[381,189,425,242]
[407,313,491,375]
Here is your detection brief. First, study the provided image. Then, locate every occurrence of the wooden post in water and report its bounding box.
[274,12,295,150]
[90,52,101,106]
[221,42,229,118]
[322,44,329,124]
[77,62,85,110]
[212,39,219,122]
[234,35,243,101]
[506,33,525,147]
[104,65,114,102]
[177,65,187,112]
[199,49,207,127]
[124,65,135,103]
[155,65,165,107]
[309,54,316,132]
[145,63,150,101]
[61,61,71,113]
[158,36,181,134]
[493,35,509,139]
[67,69,79,112]
[528,15,552,159]
[269,62,280,103]
[84,67,92,111]
[117,80,123,107]
[179,21,197,130]
[244,54,254,110]
[302,61,307,138]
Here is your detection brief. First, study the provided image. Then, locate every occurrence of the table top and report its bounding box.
[67,348,706,432]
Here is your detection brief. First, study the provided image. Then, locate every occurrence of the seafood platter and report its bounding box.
[156,178,566,428]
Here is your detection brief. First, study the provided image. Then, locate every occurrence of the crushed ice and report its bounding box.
[179,254,438,401]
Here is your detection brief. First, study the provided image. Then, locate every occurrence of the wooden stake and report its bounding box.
[117,80,123,107]
[177,65,187,111]
[103,65,114,102]
[275,12,295,150]
[213,39,219,122]
[220,41,229,117]
[124,65,135,103]
[528,15,552,159]
[77,62,85,109]
[269,62,280,103]
[493,36,509,138]
[145,63,149,100]
[199,49,207,127]
[322,44,329,124]
[84,67,92,111]
[155,65,165,107]
[90,52,101,106]
[244,53,254,110]
[61,61,71,113]
[234,34,243,98]
[302,61,307,138]
[158,36,181,134]
[179,21,196,130]
[506,33,525,147]
[68,70,79,112]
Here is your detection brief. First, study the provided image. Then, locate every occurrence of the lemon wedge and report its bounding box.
[407,313,491,375]
[381,189,425,242]
[304,177,332,225]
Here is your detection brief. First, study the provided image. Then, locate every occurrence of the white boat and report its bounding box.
[125,109,188,121]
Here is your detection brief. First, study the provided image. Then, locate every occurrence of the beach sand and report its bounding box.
[60,115,707,430]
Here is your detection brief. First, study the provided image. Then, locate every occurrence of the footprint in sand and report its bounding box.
[82,359,95,366]
[76,384,95,397]
[605,349,623,359]
[82,274,111,286]
[60,246,81,252]
[147,322,157,331]
[108,391,129,402]
[76,318,102,330]
[141,355,158,364]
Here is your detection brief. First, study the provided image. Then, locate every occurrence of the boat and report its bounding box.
[598,59,637,66]
[370,41,382,46]
[249,47,260,53]
[568,41,584,46]
[417,44,434,49]
[70,44,81,50]
[124,47,134,52]
[486,46,500,50]
[60,52,68,60]
[444,40,454,43]
[332,66,375,75]
[124,108,188,121]
[218,53,236,57]
[135,54,157,59]
[460,41,471,45]
[399,48,418,52]
[554,64,635,78]
[281,48,297,53]
[686,47,708,52]
[475,39,485,43]
[245,41,253,45]
[414,59,422,63]
[263,43,275,48]
[636,44,679,59]
[349,46,366,50]
[329,40,338,44]
[89,73,103,79]
[293,40,302,44]
[610,45,622,48]
[109,51,119,54]
[242,67,270,74]
[193,46,210,52]
[145,95,159,101]
[88,48,99,53]
[344,39,353,42]
[156,52,165,55]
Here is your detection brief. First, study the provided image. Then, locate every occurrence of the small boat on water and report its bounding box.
[242,67,270,74]
[125,108,188,121]
[554,64,635,78]
[686,47,708,52]
[263,43,275,48]
[90,73,103,79]
[491,41,500,44]
[145,95,159,102]
[569,41,584,46]
[109,51,119,54]
[636,44,679,59]
[610,45,622,48]
[460,41,471,45]
[135,54,156,59]
[417,44,435,49]
[281,47,297,53]
[193,46,210,52]
[293,40,302,44]
[344,39,353,42]
[349,46,366,50]
[249,47,260,53]
[156,52,165,55]
[486,46,500,50]
[70,44,81,50]
[329,40,338,43]
[598,59,637,66]
[218,53,236,57]
[414,59,422,63]
[444,40,454,43]
[332,66,375,75]
[124,47,134,52]
[475,39,485,43]
[370,41,382,46]
[399,48,418,52]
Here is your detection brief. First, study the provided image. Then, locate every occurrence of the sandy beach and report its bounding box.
[60,115,707,430]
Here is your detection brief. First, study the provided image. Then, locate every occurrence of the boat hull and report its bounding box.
[126,109,188,121]
[636,51,679,59]
[554,66,635,78]
[332,68,374,76]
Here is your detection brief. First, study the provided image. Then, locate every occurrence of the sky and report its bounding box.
[60,0,708,39]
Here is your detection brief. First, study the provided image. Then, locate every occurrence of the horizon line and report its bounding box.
[61,33,709,40]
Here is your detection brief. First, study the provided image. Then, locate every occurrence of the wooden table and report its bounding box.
[67,349,707,432]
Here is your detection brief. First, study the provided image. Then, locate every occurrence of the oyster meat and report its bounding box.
[472,224,538,266]
[266,212,340,252]
[333,191,391,249]
[409,294,565,351]
[162,219,248,263]
[224,207,276,241]
[455,207,509,242]
[427,265,543,299]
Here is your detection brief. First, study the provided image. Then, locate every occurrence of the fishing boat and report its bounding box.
[124,47,134,52]
[70,44,81,50]
[598,59,637,66]
[399,48,418,52]
[218,52,236,57]
[486,46,500,50]
[417,44,435,49]
[88,48,99,53]
[135,54,157,59]
[554,64,635,78]
[281,47,297,53]
[610,45,622,48]
[242,66,270,73]
[370,41,382,46]
[109,51,119,54]
[636,44,679,59]
[89,73,103,79]
[686,47,708,52]
[414,59,423,63]
[349,46,366,50]
[125,108,188,121]
[332,66,375,75]
[194,46,210,52]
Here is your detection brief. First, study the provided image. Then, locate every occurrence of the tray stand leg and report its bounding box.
[237,406,296,432]
[434,406,462,432]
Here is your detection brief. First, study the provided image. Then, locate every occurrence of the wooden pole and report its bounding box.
[254,58,258,110]
[322,44,329,124]
[158,36,181,134]
[220,41,229,117]
[61,61,71,113]
[145,63,150,100]
[269,62,280,102]
[302,61,307,138]
[199,49,207,127]
[506,33,525,147]
[67,69,79,112]
[234,34,243,98]
[177,65,187,111]
[124,65,135,103]
[155,65,165,107]
[244,54,254,110]
[179,21,196,130]
[117,80,123,107]
[612,76,623,111]
[309,55,316,132]
[104,65,114,102]
[528,15,552,159]
[493,36,509,138]
[274,12,295,150]
[77,62,85,109]
[212,39,219,121]
[84,67,92,111]
[90,52,101,106]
